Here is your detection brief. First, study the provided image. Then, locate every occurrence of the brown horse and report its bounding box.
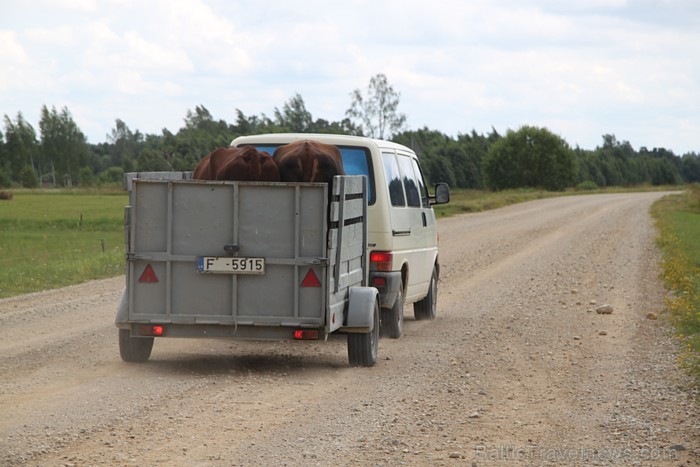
[272,140,345,184]
[193,146,280,182]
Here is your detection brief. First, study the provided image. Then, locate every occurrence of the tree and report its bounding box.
[233,109,274,135]
[483,126,576,191]
[681,153,700,183]
[21,165,39,188]
[3,112,39,183]
[0,132,9,187]
[136,148,171,171]
[648,158,681,185]
[274,93,313,132]
[107,119,144,169]
[346,74,406,139]
[175,105,232,165]
[39,105,89,186]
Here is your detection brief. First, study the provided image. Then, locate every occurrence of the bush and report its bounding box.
[21,166,39,188]
[98,166,124,185]
[78,167,95,187]
[0,169,11,188]
[576,180,599,191]
[483,125,576,191]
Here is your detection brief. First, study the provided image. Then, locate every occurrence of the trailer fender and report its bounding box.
[344,286,378,332]
[115,288,129,327]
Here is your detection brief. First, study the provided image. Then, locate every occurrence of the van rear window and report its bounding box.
[240,144,375,204]
[338,147,373,203]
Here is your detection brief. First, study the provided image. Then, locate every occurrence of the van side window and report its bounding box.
[410,157,429,208]
[382,153,406,207]
[397,155,421,207]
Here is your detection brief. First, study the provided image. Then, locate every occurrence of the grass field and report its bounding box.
[433,188,557,217]
[0,190,128,298]
[651,185,700,383]
[432,184,678,218]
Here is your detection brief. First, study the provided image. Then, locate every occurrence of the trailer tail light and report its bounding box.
[139,325,164,336]
[293,329,319,340]
[370,251,392,271]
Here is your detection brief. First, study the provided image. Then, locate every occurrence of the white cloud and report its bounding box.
[0,30,30,71]
[0,30,52,95]
[35,0,97,12]
[24,25,78,47]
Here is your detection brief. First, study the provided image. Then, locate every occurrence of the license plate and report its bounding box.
[197,257,265,274]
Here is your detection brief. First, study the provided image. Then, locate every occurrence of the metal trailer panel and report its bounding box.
[122,174,368,339]
[123,171,192,191]
[326,175,368,333]
[127,180,326,327]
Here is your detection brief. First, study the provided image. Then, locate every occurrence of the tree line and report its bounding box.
[395,126,700,191]
[2,74,699,190]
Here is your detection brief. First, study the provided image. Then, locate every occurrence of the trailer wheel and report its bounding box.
[414,267,437,320]
[348,300,379,367]
[380,287,403,339]
[119,329,154,362]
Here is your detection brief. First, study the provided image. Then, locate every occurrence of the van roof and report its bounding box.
[231,133,415,154]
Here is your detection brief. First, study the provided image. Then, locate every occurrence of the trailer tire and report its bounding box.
[348,300,379,367]
[380,287,403,339]
[414,267,437,320]
[119,329,154,362]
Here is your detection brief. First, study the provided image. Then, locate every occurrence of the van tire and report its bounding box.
[348,300,379,367]
[380,287,403,339]
[414,268,437,320]
[119,329,154,362]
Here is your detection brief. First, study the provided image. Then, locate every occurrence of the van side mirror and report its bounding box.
[431,183,450,205]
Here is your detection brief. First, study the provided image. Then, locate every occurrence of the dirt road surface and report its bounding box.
[1,192,698,466]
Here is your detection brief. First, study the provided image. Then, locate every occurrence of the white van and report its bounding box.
[231,134,450,339]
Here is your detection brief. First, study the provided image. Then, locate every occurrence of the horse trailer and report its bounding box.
[115,134,449,367]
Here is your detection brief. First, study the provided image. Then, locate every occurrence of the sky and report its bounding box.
[1,0,698,154]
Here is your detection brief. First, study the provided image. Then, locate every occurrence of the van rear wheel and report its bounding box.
[414,268,437,320]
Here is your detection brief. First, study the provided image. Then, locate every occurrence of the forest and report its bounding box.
[2,87,699,191]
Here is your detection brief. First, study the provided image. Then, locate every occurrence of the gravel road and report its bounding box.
[1,192,697,466]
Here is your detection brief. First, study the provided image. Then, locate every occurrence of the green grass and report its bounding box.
[651,184,700,384]
[433,188,557,217]
[433,184,678,218]
[0,190,128,298]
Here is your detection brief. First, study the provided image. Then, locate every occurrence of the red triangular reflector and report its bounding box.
[301,268,321,287]
[139,264,159,283]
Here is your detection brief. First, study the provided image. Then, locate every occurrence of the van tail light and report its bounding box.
[370,251,393,271]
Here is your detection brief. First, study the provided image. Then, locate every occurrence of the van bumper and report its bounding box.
[369,271,402,309]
